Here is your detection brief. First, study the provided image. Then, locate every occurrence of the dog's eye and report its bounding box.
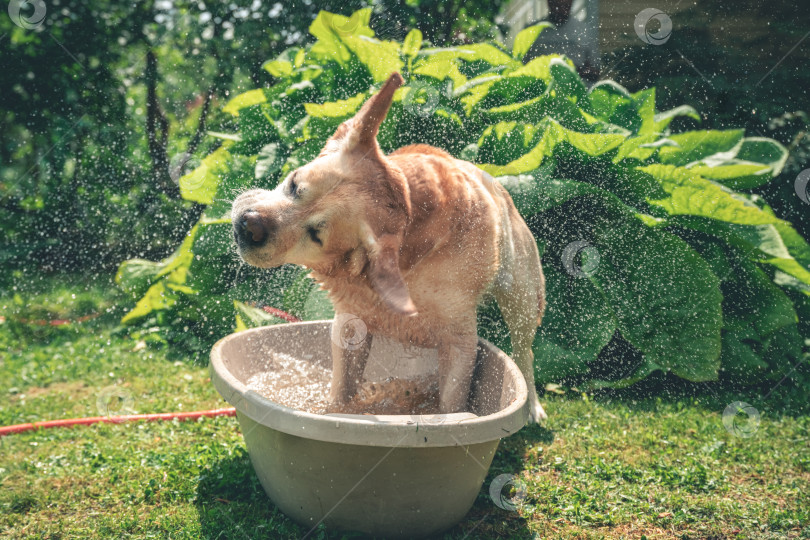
[288,176,299,198]
[306,225,323,246]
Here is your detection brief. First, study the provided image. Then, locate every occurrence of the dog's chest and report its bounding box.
[314,274,444,349]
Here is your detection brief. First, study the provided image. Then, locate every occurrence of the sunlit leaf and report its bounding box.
[121,282,177,324]
[512,22,553,61]
[179,146,231,205]
[550,58,589,109]
[222,89,267,116]
[402,28,422,59]
[262,47,303,78]
[653,104,700,132]
[657,129,744,166]
[641,163,785,226]
[480,120,624,176]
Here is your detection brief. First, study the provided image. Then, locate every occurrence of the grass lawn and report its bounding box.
[1,275,808,539]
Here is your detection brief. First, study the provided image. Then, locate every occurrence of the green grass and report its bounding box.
[1,275,808,539]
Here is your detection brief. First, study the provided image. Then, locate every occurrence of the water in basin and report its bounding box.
[244,350,440,415]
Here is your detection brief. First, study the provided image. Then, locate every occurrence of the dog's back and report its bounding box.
[390,143,547,420]
[387,143,543,321]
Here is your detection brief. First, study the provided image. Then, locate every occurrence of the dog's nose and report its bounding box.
[235,210,268,246]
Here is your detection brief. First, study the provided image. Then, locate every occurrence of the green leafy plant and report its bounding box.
[117,9,809,389]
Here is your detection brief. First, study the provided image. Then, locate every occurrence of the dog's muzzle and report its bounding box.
[234,210,270,248]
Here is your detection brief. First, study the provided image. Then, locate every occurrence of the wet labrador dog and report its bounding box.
[232,73,547,422]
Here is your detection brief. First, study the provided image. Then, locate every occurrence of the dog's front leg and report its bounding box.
[328,322,372,409]
[437,335,478,414]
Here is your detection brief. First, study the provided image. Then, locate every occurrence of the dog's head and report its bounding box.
[232,72,416,315]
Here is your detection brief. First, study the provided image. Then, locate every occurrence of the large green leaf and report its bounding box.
[632,88,657,135]
[412,49,468,88]
[657,129,744,166]
[341,34,403,83]
[480,120,624,176]
[612,134,676,163]
[255,142,287,181]
[463,75,547,113]
[121,281,180,324]
[652,105,700,132]
[304,92,366,140]
[222,89,267,116]
[477,122,542,165]
[689,137,788,189]
[309,9,374,66]
[641,163,786,226]
[587,201,724,381]
[736,137,789,172]
[550,58,589,110]
[512,23,552,61]
[115,259,164,297]
[667,218,810,287]
[116,228,196,296]
[516,176,723,382]
[401,29,422,59]
[456,43,518,69]
[509,54,569,82]
[262,47,304,79]
[686,236,798,383]
[178,146,232,205]
[533,265,616,382]
[483,93,586,130]
[496,167,609,218]
[588,80,639,132]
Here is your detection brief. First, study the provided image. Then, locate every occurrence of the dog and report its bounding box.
[232,72,547,422]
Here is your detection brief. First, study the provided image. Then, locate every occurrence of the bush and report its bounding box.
[117,9,810,390]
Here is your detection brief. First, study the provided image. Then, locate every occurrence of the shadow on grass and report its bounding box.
[562,366,810,419]
[441,424,553,538]
[195,448,308,539]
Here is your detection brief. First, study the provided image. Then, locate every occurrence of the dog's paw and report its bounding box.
[326,398,359,415]
[527,396,547,423]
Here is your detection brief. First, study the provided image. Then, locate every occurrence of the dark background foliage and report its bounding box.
[604,0,810,242]
[0,0,506,275]
[4,0,806,274]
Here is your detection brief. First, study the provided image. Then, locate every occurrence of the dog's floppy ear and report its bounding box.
[360,222,417,316]
[324,72,403,154]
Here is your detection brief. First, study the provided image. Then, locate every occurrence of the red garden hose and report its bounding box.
[262,306,302,323]
[1,305,299,438]
[0,408,238,437]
